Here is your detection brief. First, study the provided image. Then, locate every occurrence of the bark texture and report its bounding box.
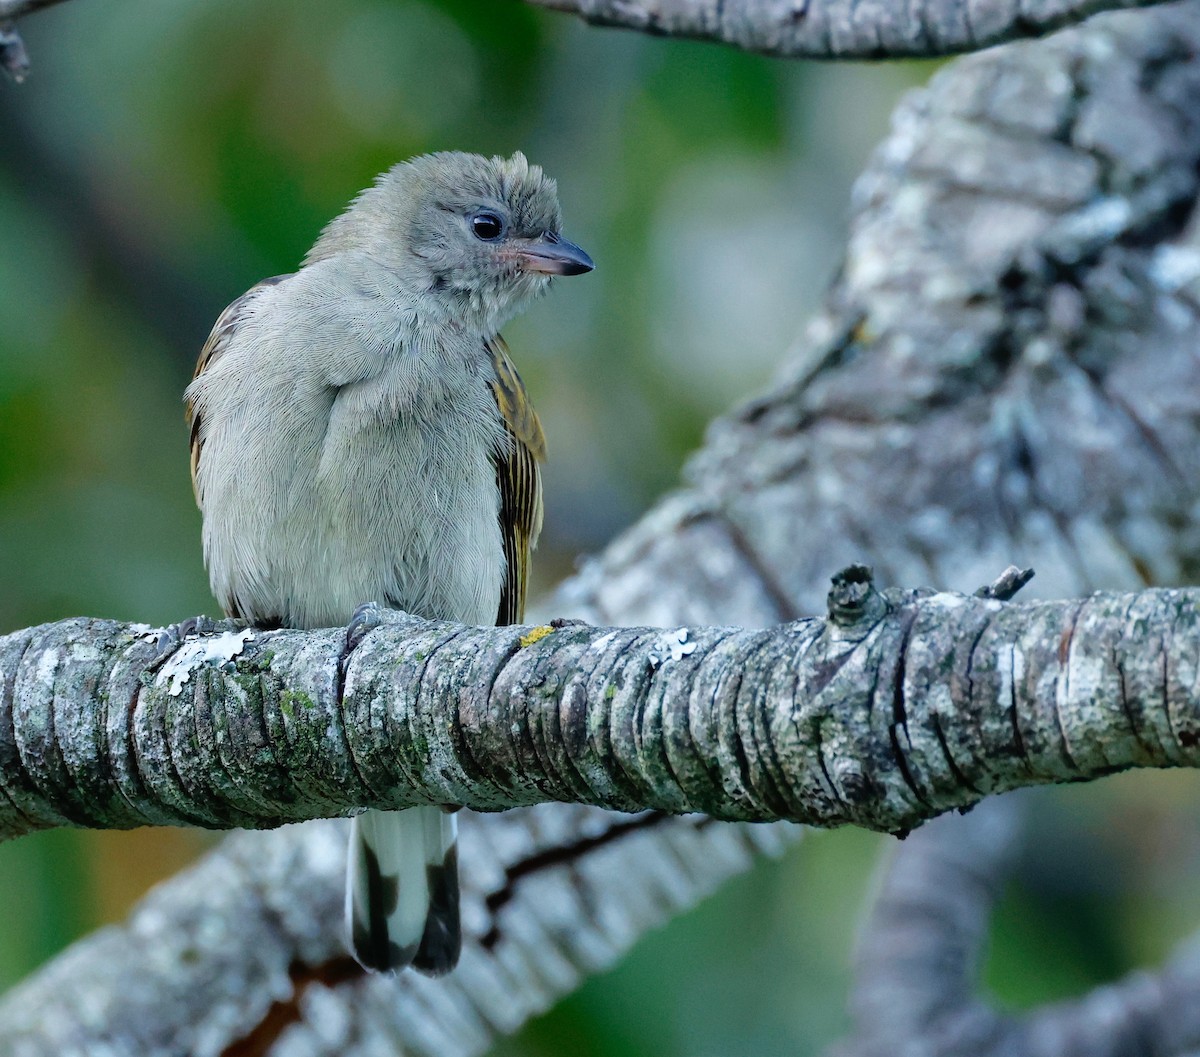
[4,2,1200,1055]
[558,1,1200,630]
[0,0,1183,81]
[4,583,1200,844]
[523,0,1179,58]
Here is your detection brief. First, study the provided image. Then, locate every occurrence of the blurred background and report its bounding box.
[3,1,1200,1053]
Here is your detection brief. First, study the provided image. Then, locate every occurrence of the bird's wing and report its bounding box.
[186,275,291,504]
[487,334,545,626]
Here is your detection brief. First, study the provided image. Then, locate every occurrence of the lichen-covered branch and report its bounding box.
[5,3,1200,1054]
[4,579,1200,844]
[520,0,1179,59]
[0,0,1181,84]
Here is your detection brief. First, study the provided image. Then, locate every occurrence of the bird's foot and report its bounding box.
[344,602,416,655]
[152,614,221,665]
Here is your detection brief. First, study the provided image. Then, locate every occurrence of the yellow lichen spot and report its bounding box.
[519,625,555,648]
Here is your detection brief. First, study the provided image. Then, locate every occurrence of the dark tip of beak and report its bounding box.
[520,232,595,277]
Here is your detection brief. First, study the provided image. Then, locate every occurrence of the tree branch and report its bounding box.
[832,795,1023,1057]
[0,809,797,1057]
[0,1,69,13]
[520,0,1181,59]
[6,2,1200,1053]
[0,0,1187,83]
[4,579,1200,843]
[831,793,1200,1057]
[0,0,71,82]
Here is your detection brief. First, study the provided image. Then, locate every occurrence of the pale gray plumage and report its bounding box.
[185,151,592,974]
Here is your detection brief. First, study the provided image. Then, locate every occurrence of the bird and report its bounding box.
[183,151,593,975]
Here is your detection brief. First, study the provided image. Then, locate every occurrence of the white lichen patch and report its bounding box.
[648,627,698,669]
[591,631,619,653]
[157,629,255,697]
[34,647,58,693]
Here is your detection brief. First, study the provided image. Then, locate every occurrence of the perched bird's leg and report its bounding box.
[151,614,224,665]
[343,602,420,657]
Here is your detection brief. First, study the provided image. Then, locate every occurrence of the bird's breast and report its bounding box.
[203,353,506,631]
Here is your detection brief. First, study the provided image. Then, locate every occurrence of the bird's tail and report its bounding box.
[345,806,461,975]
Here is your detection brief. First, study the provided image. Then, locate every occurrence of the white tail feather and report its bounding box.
[346,807,437,972]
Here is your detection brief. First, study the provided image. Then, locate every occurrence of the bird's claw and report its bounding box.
[344,602,413,655]
[151,615,220,667]
[154,614,220,657]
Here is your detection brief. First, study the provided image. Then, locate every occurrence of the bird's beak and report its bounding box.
[518,231,595,276]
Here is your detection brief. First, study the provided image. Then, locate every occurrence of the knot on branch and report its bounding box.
[827,564,884,627]
[975,565,1036,602]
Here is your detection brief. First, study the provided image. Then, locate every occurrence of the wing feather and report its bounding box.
[186,275,291,504]
[487,335,545,626]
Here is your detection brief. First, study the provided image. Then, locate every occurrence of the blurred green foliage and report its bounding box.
[3,2,1199,1052]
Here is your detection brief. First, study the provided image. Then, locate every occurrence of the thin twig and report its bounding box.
[0,0,82,83]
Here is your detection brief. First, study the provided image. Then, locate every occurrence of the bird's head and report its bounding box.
[306,151,593,333]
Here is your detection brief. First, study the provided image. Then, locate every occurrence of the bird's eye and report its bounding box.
[471,212,505,241]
